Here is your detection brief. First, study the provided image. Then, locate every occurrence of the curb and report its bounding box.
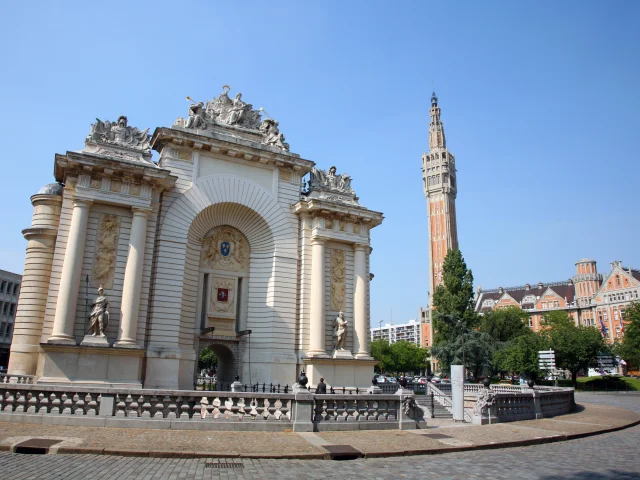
[44,417,640,460]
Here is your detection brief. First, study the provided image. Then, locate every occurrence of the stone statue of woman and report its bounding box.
[87,286,109,338]
[333,311,348,350]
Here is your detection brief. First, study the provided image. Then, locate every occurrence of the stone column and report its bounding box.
[48,197,93,344]
[353,243,370,359]
[116,207,151,347]
[308,237,328,357]
[7,194,62,375]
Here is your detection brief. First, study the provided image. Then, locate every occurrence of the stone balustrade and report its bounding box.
[0,374,35,384]
[472,387,575,425]
[0,384,422,432]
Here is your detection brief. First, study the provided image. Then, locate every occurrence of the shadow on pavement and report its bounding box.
[541,471,639,480]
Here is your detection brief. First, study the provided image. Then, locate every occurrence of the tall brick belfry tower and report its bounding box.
[421,92,459,349]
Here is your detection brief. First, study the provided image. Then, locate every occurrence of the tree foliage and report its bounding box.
[480,307,530,344]
[614,302,640,369]
[493,332,547,381]
[432,249,478,344]
[542,312,608,386]
[198,346,218,371]
[371,339,429,375]
[431,330,493,378]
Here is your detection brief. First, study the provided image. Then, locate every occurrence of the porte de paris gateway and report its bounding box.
[7,86,384,390]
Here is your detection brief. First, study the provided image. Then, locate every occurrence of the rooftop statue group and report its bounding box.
[87,115,151,152]
[309,166,355,195]
[178,85,290,152]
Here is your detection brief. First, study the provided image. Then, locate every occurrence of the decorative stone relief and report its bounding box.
[177,149,192,161]
[110,180,122,193]
[91,214,121,289]
[353,223,360,234]
[90,178,101,189]
[210,278,236,314]
[279,168,293,182]
[176,85,291,151]
[130,184,141,196]
[325,218,333,230]
[86,116,151,152]
[201,226,250,272]
[339,221,346,232]
[330,249,346,311]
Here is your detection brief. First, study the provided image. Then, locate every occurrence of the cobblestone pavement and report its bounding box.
[0,393,638,479]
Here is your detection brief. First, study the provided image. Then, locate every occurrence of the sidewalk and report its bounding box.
[0,403,637,460]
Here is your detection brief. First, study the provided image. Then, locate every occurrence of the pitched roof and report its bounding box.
[476,281,575,312]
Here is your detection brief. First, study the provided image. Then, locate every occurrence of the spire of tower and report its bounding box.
[429,92,446,150]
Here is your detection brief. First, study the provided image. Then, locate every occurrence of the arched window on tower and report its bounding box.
[442,152,447,160]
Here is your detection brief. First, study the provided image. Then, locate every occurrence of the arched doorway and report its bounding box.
[196,340,237,384]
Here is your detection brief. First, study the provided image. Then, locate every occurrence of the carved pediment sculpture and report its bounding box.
[86,116,151,153]
[175,85,290,151]
[309,166,355,196]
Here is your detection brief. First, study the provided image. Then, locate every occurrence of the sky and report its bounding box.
[1,1,639,326]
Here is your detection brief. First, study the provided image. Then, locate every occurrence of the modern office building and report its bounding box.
[370,319,421,346]
[0,269,22,368]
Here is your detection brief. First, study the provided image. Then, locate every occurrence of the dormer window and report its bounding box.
[482,299,495,308]
[522,295,536,304]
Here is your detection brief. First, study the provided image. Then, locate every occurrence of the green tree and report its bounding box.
[370,339,395,374]
[431,329,493,379]
[390,341,429,374]
[480,307,530,343]
[614,302,640,369]
[493,332,547,381]
[198,346,218,371]
[542,312,608,386]
[432,249,478,345]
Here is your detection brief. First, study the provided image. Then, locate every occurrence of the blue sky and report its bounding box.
[1,1,638,326]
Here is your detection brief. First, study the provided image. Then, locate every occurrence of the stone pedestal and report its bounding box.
[80,335,110,347]
[230,380,243,392]
[292,392,315,432]
[331,349,354,360]
[303,358,377,388]
[37,343,143,387]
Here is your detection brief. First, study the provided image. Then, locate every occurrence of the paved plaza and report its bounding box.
[0,393,638,479]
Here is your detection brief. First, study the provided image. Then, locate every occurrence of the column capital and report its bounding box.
[311,236,329,245]
[354,243,369,252]
[71,196,93,208]
[131,206,153,217]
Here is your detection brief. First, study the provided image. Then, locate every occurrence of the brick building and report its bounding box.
[475,259,639,343]
[420,93,458,350]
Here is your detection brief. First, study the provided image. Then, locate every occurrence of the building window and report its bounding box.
[616,275,621,286]
[0,281,5,293]
[528,317,533,328]
[9,303,15,316]
[12,284,18,295]
[2,303,7,315]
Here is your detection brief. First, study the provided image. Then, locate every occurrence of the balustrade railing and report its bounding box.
[0,374,35,385]
[313,396,399,423]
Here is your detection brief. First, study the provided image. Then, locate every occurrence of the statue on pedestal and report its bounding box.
[87,286,109,338]
[333,311,347,350]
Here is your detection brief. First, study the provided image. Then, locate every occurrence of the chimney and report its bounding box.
[538,282,543,290]
[525,283,530,291]
[498,286,504,294]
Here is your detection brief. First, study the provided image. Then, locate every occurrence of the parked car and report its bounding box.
[375,375,387,383]
[418,377,429,384]
[431,376,441,384]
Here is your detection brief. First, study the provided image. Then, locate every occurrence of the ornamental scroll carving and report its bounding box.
[86,116,151,153]
[201,226,250,273]
[330,249,346,311]
[91,214,120,289]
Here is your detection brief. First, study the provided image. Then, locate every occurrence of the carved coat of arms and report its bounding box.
[201,226,249,272]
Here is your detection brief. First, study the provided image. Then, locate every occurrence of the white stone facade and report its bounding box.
[7,88,383,389]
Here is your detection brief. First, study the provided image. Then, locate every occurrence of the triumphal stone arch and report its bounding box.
[7,86,383,389]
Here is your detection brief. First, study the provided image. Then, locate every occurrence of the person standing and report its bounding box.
[316,377,327,394]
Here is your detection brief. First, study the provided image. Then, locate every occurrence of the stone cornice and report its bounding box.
[55,152,177,191]
[151,127,315,175]
[294,198,384,228]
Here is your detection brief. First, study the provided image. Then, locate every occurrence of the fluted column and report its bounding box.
[8,194,61,375]
[116,207,151,347]
[48,197,92,344]
[308,237,328,357]
[353,243,371,359]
